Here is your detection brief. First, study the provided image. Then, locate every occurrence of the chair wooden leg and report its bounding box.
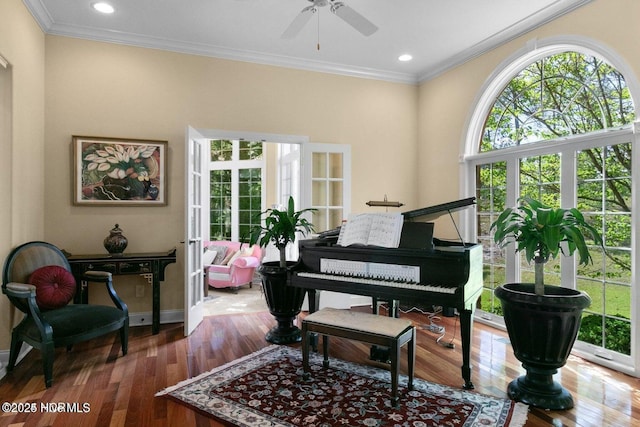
[120,324,129,355]
[43,341,55,388]
[8,332,22,371]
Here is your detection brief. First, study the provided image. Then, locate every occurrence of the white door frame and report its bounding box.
[184,126,207,335]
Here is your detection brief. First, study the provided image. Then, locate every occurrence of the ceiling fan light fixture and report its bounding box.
[398,54,413,62]
[282,0,377,39]
[92,2,115,14]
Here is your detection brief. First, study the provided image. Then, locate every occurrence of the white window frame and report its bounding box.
[460,36,640,377]
[209,140,265,242]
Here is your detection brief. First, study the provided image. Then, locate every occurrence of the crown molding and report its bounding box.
[44,22,420,85]
[418,0,594,82]
[24,0,592,85]
[22,0,53,32]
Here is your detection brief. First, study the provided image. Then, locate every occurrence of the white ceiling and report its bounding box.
[24,0,591,84]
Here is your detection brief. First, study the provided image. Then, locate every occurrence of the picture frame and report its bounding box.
[73,136,168,206]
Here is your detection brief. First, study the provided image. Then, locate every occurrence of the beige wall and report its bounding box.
[417,0,640,238]
[43,37,418,314]
[0,1,46,355]
[2,0,639,353]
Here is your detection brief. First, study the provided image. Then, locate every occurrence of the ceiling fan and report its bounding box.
[282,0,378,39]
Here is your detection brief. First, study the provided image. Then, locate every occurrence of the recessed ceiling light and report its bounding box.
[93,2,115,14]
[398,54,413,62]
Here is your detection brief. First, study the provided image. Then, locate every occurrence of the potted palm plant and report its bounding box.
[250,196,315,344]
[490,196,603,410]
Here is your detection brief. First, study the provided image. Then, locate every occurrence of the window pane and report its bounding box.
[239,140,263,161]
[477,50,634,360]
[476,162,507,315]
[481,52,633,152]
[211,140,233,162]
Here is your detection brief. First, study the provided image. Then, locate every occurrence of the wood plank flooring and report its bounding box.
[1,307,639,426]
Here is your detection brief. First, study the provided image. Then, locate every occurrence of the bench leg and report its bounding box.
[322,335,330,368]
[390,340,400,406]
[302,324,310,380]
[407,327,416,391]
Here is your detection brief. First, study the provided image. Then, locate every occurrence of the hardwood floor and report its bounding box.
[1,307,639,426]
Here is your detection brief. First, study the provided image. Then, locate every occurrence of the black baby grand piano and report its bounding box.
[290,197,482,390]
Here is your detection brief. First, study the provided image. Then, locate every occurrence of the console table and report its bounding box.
[66,249,177,334]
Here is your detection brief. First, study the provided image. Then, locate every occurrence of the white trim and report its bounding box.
[208,139,266,242]
[461,37,640,376]
[129,309,184,327]
[463,36,640,161]
[0,345,32,383]
[418,1,595,82]
[197,129,308,145]
[23,0,593,85]
[42,23,419,85]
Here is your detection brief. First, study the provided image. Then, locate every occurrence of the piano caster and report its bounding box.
[462,366,474,389]
[302,372,311,381]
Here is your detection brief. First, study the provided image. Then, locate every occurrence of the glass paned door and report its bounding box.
[184,127,206,335]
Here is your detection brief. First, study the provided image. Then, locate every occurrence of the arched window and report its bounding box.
[482,52,633,151]
[465,42,639,374]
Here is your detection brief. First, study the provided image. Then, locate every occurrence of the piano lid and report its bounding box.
[402,197,476,221]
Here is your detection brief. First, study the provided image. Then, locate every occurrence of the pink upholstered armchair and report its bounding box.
[203,241,263,292]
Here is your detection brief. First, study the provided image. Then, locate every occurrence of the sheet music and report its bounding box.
[337,213,403,248]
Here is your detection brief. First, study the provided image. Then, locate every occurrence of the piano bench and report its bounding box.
[301,307,416,406]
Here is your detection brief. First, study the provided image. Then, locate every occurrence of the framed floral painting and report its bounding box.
[73,136,168,206]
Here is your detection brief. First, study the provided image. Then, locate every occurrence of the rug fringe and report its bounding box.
[155,345,281,396]
[508,402,529,427]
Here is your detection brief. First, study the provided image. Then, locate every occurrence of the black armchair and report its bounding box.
[2,241,128,387]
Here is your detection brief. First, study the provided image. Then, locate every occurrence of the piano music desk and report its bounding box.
[301,307,416,406]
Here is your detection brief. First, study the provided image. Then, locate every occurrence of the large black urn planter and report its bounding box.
[495,283,591,410]
[259,261,307,345]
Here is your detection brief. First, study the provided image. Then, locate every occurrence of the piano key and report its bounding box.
[296,272,457,294]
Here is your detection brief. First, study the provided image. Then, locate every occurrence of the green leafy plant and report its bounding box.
[490,196,603,295]
[249,196,316,269]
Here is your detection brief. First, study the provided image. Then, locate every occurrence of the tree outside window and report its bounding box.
[210,140,264,242]
[476,51,634,356]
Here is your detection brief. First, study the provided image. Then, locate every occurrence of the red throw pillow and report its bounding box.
[28,265,77,310]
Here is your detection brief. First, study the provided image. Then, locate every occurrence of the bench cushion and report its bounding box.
[304,308,412,337]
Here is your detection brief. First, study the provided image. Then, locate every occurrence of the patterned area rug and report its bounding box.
[156,345,528,427]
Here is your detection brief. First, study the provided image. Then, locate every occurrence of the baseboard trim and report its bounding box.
[0,309,185,383]
[128,309,184,327]
[0,344,33,383]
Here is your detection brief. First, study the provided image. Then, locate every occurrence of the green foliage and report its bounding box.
[481,52,633,151]
[490,197,603,294]
[491,197,603,264]
[579,314,631,355]
[249,196,316,268]
[478,51,633,353]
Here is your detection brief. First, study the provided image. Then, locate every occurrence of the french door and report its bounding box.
[184,127,206,335]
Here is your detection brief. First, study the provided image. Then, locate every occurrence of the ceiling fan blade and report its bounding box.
[330,2,378,36]
[281,6,316,39]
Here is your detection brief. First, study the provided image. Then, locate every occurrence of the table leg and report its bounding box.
[152,275,160,334]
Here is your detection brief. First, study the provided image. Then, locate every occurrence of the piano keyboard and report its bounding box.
[296,272,457,294]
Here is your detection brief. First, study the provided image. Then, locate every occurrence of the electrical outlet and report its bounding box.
[135,284,145,298]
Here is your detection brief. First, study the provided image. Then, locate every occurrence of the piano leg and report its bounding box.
[307,289,319,352]
[371,297,399,317]
[459,308,475,390]
[369,298,400,363]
